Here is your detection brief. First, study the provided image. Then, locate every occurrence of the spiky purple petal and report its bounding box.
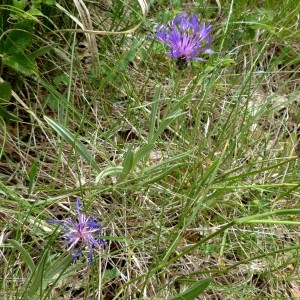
[46,197,106,262]
[156,13,214,61]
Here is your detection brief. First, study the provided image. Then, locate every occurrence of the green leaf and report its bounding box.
[243,26,255,42]
[44,116,101,172]
[95,166,123,183]
[44,94,59,111]
[0,16,4,37]
[215,158,296,184]
[2,53,37,75]
[102,268,122,282]
[248,21,273,32]
[236,209,300,225]
[148,88,162,143]
[28,249,49,297]
[29,44,56,59]
[53,74,69,87]
[98,235,127,242]
[168,278,212,300]
[0,82,20,120]
[43,0,56,5]
[44,254,73,281]
[28,160,38,195]
[152,109,184,141]
[13,0,26,10]
[257,8,274,20]
[118,49,136,71]
[41,255,74,300]
[3,20,34,54]
[38,77,82,120]
[0,81,12,103]
[8,239,36,273]
[220,55,235,66]
[121,149,134,176]
[27,8,44,17]
[0,118,6,159]
[0,104,20,121]
[132,143,154,168]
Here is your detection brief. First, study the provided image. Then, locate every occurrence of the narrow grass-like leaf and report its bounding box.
[143,151,192,173]
[39,78,82,121]
[152,109,185,141]
[0,181,21,200]
[28,159,38,195]
[29,44,57,59]
[150,94,191,142]
[215,157,297,184]
[198,141,229,186]
[44,116,101,172]
[27,249,49,298]
[0,118,6,159]
[8,239,35,273]
[168,278,213,300]
[148,88,161,143]
[235,209,300,224]
[44,254,73,283]
[226,245,300,273]
[185,142,230,226]
[122,149,134,176]
[98,235,127,242]
[127,163,187,187]
[42,255,74,300]
[0,104,21,121]
[242,220,300,225]
[162,232,181,264]
[95,166,123,183]
[132,143,154,168]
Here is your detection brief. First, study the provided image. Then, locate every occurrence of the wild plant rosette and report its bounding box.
[156,12,214,61]
[47,198,106,262]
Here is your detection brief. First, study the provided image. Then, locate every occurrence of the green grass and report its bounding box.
[1,0,300,299]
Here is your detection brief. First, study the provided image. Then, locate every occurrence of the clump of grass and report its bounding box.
[1,0,300,299]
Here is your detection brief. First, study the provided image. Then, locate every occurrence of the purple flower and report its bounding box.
[46,197,106,262]
[156,13,214,61]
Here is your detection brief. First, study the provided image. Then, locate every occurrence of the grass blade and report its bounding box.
[168,278,213,300]
[44,116,100,172]
[8,239,35,274]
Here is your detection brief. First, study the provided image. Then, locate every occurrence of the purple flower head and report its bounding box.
[47,197,106,262]
[156,13,214,61]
